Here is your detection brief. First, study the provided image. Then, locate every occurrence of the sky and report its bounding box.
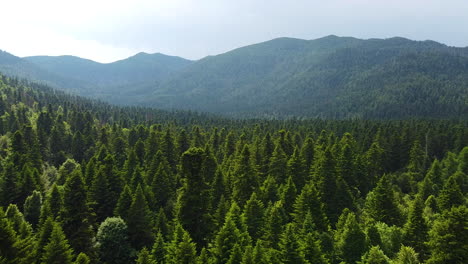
[1,0,467,63]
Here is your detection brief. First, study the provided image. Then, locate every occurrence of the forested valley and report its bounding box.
[0,74,467,264]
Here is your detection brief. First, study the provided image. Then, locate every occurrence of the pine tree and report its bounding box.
[241,245,254,264]
[300,232,327,264]
[458,146,468,174]
[214,211,242,264]
[292,183,329,232]
[151,232,166,264]
[242,192,265,241]
[174,232,198,264]
[176,148,212,247]
[232,145,258,206]
[23,190,42,229]
[226,243,243,264]
[393,246,420,264]
[280,176,297,216]
[89,168,112,223]
[268,144,288,184]
[437,173,464,211]
[136,247,154,264]
[41,223,74,264]
[262,201,287,248]
[128,184,153,250]
[360,246,391,264]
[61,169,95,258]
[35,217,54,263]
[115,185,133,220]
[403,196,428,260]
[278,223,306,264]
[336,212,368,264]
[0,207,18,262]
[74,253,90,264]
[364,175,402,226]
[427,205,468,264]
[286,147,307,191]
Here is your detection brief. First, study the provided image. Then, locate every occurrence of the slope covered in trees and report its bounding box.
[0,75,467,263]
[0,50,192,104]
[1,36,468,119]
[147,36,468,118]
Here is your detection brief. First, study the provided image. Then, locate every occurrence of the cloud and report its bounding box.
[1,0,467,62]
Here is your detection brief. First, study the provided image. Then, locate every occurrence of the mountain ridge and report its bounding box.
[1,35,467,119]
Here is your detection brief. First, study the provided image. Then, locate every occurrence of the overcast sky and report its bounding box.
[2,0,467,63]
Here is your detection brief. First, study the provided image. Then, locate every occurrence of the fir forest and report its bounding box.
[0,73,466,264]
[1,2,468,264]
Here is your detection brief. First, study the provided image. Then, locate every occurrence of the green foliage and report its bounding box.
[41,222,74,264]
[61,169,95,258]
[23,190,42,229]
[96,217,133,264]
[393,246,420,264]
[336,212,368,264]
[360,246,391,264]
[427,205,468,264]
[0,74,466,264]
[364,175,402,226]
[74,253,90,264]
[128,184,154,250]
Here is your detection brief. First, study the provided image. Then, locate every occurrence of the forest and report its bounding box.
[0,74,467,264]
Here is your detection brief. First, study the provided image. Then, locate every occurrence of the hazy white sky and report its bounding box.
[2,0,467,63]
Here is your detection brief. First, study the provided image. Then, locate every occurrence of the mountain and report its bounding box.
[24,52,192,103]
[1,36,468,119]
[144,36,468,118]
[0,50,192,103]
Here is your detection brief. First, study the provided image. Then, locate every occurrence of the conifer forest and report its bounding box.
[0,74,466,264]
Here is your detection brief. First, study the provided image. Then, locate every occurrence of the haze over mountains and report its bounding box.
[1,35,467,119]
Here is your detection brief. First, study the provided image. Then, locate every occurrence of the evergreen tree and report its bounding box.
[41,223,74,264]
[300,232,327,264]
[128,184,153,250]
[427,205,468,264]
[364,175,402,226]
[360,246,391,264]
[262,201,287,248]
[278,223,306,264]
[403,196,428,260]
[241,245,254,264]
[393,246,420,264]
[268,144,288,184]
[292,183,329,232]
[23,190,42,229]
[74,253,90,264]
[286,147,307,191]
[437,173,464,211]
[226,243,243,264]
[61,169,95,258]
[89,168,112,223]
[136,248,154,264]
[336,212,368,264]
[232,145,258,206]
[151,232,166,264]
[115,185,133,220]
[213,211,242,264]
[242,192,265,241]
[176,147,212,247]
[0,207,18,262]
[280,176,297,216]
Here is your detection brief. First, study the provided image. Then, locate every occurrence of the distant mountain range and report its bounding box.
[1,35,467,119]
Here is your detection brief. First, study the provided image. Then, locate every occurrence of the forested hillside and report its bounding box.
[147,36,468,118]
[1,36,468,119]
[0,74,467,263]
